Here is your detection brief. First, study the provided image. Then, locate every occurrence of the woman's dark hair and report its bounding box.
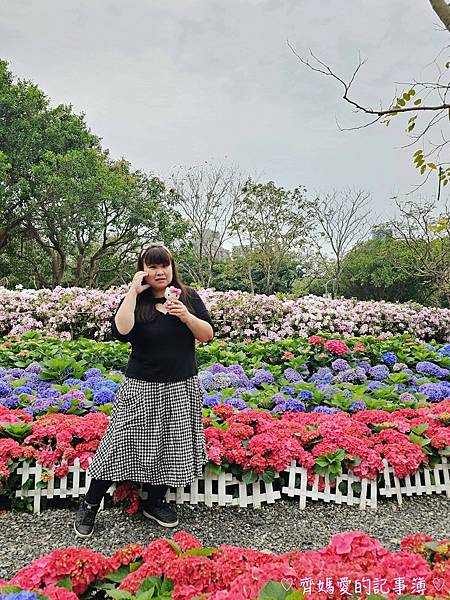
[134,245,194,323]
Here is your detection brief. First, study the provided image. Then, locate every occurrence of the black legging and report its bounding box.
[85,478,168,505]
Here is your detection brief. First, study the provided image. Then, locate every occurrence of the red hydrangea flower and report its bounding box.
[324,339,350,355]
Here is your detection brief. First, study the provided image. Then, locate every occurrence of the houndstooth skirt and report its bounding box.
[87,375,208,487]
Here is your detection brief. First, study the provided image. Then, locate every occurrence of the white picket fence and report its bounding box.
[13,457,450,514]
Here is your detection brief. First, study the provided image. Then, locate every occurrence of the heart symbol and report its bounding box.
[280,579,292,591]
[433,578,444,591]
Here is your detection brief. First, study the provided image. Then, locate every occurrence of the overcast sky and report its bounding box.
[1,0,449,240]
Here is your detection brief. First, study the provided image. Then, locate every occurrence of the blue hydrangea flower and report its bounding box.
[354,367,367,383]
[297,364,310,377]
[339,370,358,384]
[61,367,74,378]
[309,367,333,385]
[298,389,313,401]
[223,397,247,410]
[280,385,295,396]
[250,369,275,387]
[367,381,383,391]
[94,379,119,392]
[279,399,306,412]
[437,343,450,358]
[92,389,115,405]
[331,358,349,372]
[198,371,215,391]
[416,361,449,379]
[283,368,303,383]
[349,400,366,412]
[369,365,390,381]
[418,383,449,402]
[39,387,62,399]
[399,392,416,403]
[59,400,74,413]
[342,390,352,398]
[0,395,20,409]
[27,397,60,415]
[14,386,33,395]
[63,378,84,386]
[356,360,372,373]
[0,381,13,397]
[313,406,341,414]
[24,362,42,374]
[271,392,286,404]
[83,367,103,380]
[381,352,398,366]
[0,591,41,600]
[8,368,25,378]
[203,393,222,408]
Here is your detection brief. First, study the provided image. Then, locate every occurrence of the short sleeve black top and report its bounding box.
[111,287,214,383]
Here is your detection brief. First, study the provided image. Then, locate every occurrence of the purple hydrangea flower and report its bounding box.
[83,368,103,380]
[59,400,74,413]
[39,387,62,399]
[9,368,25,378]
[369,365,390,381]
[283,368,303,383]
[250,369,275,387]
[399,392,416,403]
[203,393,222,408]
[0,381,14,397]
[309,367,333,385]
[356,361,372,373]
[272,392,286,404]
[331,359,349,372]
[24,362,42,374]
[418,383,449,402]
[223,397,247,410]
[278,399,306,413]
[63,378,84,386]
[198,371,215,391]
[207,363,226,375]
[349,400,366,412]
[280,385,295,396]
[313,406,341,414]
[416,361,449,379]
[1,591,41,600]
[213,373,232,389]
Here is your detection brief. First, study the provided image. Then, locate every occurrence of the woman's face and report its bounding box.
[143,261,173,292]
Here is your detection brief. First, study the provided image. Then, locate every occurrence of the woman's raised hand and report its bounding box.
[130,270,151,294]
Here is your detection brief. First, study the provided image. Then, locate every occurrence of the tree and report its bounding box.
[289,1,450,193]
[389,199,450,306]
[0,59,188,289]
[339,235,433,304]
[169,163,244,287]
[311,189,373,297]
[231,180,314,295]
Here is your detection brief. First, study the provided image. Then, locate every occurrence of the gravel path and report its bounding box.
[0,494,449,580]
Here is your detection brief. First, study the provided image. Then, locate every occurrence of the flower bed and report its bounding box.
[0,531,449,599]
[2,286,450,342]
[2,401,449,512]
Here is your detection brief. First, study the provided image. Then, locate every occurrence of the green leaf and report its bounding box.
[242,469,259,484]
[106,591,133,600]
[182,547,217,558]
[55,576,73,592]
[105,565,133,583]
[139,576,163,593]
[258,580,291,599]
[163,538,183,556]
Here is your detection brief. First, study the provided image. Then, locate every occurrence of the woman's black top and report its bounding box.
[111,287,214,383]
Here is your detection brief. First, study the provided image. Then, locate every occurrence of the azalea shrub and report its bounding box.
[2,286,450,342]
[0,531,449,599]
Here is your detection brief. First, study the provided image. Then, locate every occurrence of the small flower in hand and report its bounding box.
[167,298,190,323]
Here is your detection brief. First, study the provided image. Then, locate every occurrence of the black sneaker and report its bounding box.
[74,500,99,538]
[142,499,179,528]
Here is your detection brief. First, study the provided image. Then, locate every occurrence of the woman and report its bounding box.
[74,243,214,538]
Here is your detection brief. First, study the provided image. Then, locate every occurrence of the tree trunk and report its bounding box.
[429,0,450,32]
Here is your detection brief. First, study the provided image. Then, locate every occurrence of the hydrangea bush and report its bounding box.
[1,531,449,599]
[2,287,450,342]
